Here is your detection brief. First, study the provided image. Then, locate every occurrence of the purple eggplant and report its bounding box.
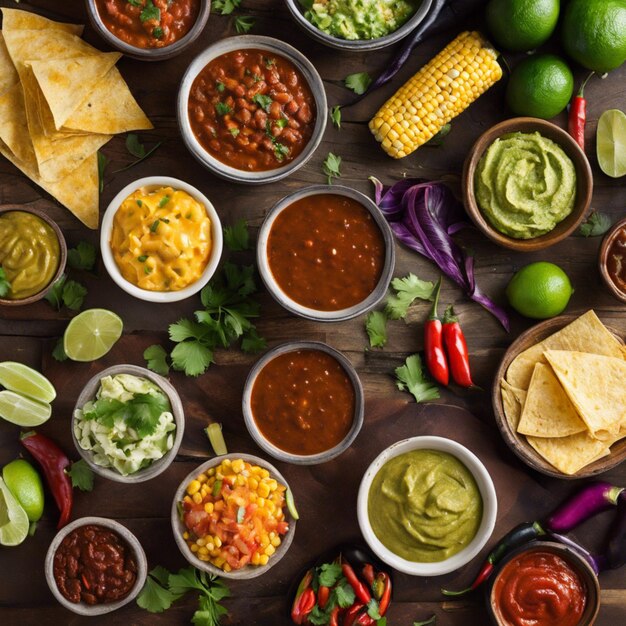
[548,532,603,575]
[544,482,624,534]
[606,491,626,569]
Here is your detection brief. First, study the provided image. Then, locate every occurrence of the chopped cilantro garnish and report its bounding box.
[140,0,160,23]
[150,220,160,233]
[145,266,153,275]
[138,255,148,263]
[216,81,225,93]
[158,195,171,208]
[229,128,240,137]
[152,26,164,39]
[252,94,272,112]
[215,102,231,116]
[274,142,289,162]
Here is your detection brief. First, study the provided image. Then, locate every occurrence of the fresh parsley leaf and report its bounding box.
[385,274,436,320]
[234,15,255,33]
[335,580,356,608]
[67,241,97,272]
[67,460,94,492]
[97,151,108,193]
[52,338,68,362]
[330,105,342,129]
[44,274,67,309]
[317,562,342,587]
[152,26,164,38]
[136,567,184,613]
[344,71,372,95]
[367,599,382,620]
[395,354,440,403]
[414,617,436,626]
[144,344,170,376]
[171,341,214,377]
[113,134,162,173]
[252,94,272,112]
[0,267,10,297]
[322,152,342,184]
[168,567,204,595]
[211,0,241,15]
[140,0,160,23]
[578,211,611,237]
[62,280,87,310]
[215,101,231,116]
[241,328,267,353]
[169,319,209,342]
[366,310,388,348]
[307,606,328,626]
[223,219,251,251]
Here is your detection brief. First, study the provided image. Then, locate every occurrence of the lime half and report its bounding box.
[206,423,228,456]
[597,109,626,178]
[0,361,56,403]
[63,308,123,362]
[2,459,44,522]
[286,488,300,520]
[0,476,29,546]
[0,390,51,426]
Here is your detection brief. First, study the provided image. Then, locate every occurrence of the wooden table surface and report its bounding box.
[1,1,625,624]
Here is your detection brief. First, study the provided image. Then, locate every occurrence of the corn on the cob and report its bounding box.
[370,31,503,158]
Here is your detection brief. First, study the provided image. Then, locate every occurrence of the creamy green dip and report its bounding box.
[367,450,482,562]
[475,132,577,239]
[302,0,418,40]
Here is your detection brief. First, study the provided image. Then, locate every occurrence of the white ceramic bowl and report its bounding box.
[72,364,185,483]
[177,35,327,184]
[100,176,223,303]
[171,453,297,579]
[44,516,147,616]
[357,436,497,576]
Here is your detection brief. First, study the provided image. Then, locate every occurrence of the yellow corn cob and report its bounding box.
[369,31,503,158]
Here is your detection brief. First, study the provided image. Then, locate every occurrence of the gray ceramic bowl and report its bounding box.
[177,35,327,184]
[85,0,210,61]
[171,453,297,579]
[284,0,433,51]
[45,516,148,616]
[72,364,184,483]
[257,185,395,322]
[242,341,364,465]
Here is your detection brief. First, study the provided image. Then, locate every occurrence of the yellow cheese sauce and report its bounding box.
[110,186,212,292]
[0,211,61,299]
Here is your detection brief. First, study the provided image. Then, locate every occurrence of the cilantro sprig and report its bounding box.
[44,275,87,311]
[578,211,611,237]
[223,219,251,251]
[67,460,94,492]
[322,152,341,185]
[67,241,97,272]
[140,0,160,23]
[234,15,255,33]
[395,354,440,403]
[211,0,242,15]
[344,71,372,95]
[330,105,342,129]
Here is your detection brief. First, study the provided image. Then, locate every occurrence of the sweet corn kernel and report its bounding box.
[260,536,270,548]
[266,500,276,514]
[264,545,275,556]
[204,502,214,514]
[223,563,232,572]
[249,477,259,489]
[198,473,208,483]
[190,544,199,553]
[198,546,209,556]
[207,468,216,476]
[198,554,209,562]
[261,469,270,478]
[196,537,206,546]
[251,552,261,565]
[183,532,190,540]
[200,485,209,497]
[214,536,222,548]
[192,492,202,504]
[206,542,215,552]
[271,536,281,547]
[187,480,201,496]
[258,482,270,499]
[259,554,269,566]
[213,557,226,568]
[231,459,245,474]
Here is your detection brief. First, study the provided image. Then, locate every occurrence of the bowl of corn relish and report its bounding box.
[171,454,297,579]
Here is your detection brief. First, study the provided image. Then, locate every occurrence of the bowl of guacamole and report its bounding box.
[357,436,497,576]
[285,0,433,51]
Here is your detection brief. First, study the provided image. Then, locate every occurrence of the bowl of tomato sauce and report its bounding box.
[599,216,626,304]
[487,541,600,626]
[86,0,210,61]
[177,35,327,184]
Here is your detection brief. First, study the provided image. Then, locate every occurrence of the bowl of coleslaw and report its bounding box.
[71,364,185,483]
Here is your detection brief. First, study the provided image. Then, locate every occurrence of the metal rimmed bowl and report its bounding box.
[100,176,223,303]
[242,341,364,465]
[44,516,148,616]
[0,206,67,307]
[177,35,327,184]
[257,185,395,322]
[171,453,297,579]
[599,216,626,303]
[72,364,185,483]
[284,0,433,51]
[85,0,210,61]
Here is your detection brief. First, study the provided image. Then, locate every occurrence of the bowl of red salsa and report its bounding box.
[177,35,327,183]
[86,0,209,61]
[487,541,600,626]
[599,217,626,304]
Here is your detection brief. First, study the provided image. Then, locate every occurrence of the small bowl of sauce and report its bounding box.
[0,207,66,306]
[242,341,364,464]
[258,185,395,322]
[45,517,147,616]
[599,216,626,303]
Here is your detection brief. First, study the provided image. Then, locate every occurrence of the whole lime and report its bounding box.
[486,0,560,53]
[2,459,44,522]
[506,54,573,119]
[506,262,573,319]
[562,0,626,74]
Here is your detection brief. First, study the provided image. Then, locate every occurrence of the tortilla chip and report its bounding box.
[63,66,154,134]
[29,52,122,130]
[0,33,18,95]
[544,350,626,438]
[0,83,37,169]
[500,379,527,431]
[517,363,587,438]
[1,8,83,35]
[506,311,626,389]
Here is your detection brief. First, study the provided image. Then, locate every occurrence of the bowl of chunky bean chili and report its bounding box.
[45,517,148,616]
[257,185,395,321]
[178,35,327,183]
[86,0,210,61]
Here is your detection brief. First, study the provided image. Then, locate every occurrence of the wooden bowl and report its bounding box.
[599,217,626,303]
[462,118,593,252]
[492,314,626,479]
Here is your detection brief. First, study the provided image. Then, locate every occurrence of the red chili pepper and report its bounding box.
[568,72,594,151]
[341,563,371,605]
[361,563,375,586]
[329,606,340,626]
[372,572,392,616]
[317,584,330,610]
[343,603,365,626]
[442,305,475,388]
[20,431,73,529]
[355,613,375,626]
[424,279,449,386]
[291,569,314,624]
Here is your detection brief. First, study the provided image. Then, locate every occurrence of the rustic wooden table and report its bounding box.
[0,1,625,624]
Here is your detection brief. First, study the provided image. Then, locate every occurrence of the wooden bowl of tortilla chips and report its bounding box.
[493,310,626,478]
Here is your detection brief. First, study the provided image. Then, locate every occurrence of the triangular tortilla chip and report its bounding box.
[0,83,37,169]
[0,33,18,95]
[63,66,153,134]
[544,350,626,437]
[517,363,587,438]
[500,379,526,431]
[29,52,121,130]
[1,8,83,35]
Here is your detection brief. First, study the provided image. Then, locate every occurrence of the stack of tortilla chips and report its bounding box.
[501,310,626,475]
[0,8,152,229]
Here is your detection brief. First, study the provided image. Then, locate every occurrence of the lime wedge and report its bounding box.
[0,476,29,546]
[285,488,299,521]
[0,361,56,403]
[206,423,228,456]
[2,459,44,522]
[63,308,123,362]
[0,391,51,426]
[597,109,626,178]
